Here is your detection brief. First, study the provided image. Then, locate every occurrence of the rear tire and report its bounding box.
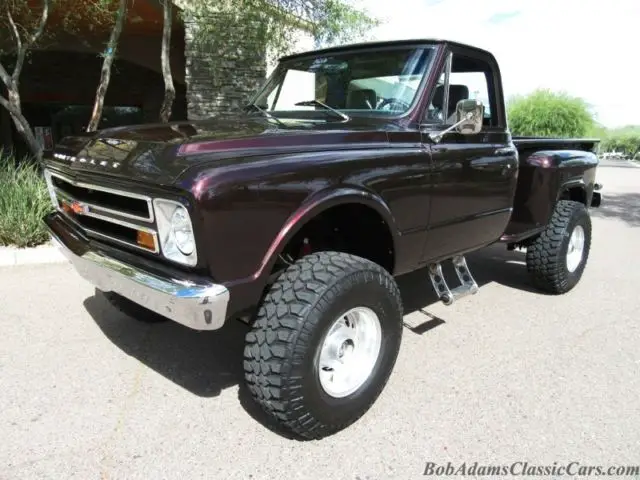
[526,200,592,294]
[243,251,403,440]
[99,290,169,323]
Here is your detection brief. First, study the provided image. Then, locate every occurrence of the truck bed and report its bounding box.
[513,136,599,153]
[502,136,600,243]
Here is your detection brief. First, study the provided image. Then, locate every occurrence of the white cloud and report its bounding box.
[352,0,639,128]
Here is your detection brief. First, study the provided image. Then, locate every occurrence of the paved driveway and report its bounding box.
[1,160,639,479]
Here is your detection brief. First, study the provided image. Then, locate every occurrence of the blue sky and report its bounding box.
[353,0,638,128]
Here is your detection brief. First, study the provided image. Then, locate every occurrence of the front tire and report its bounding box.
[243,251,403,440]
[526,200,592,294]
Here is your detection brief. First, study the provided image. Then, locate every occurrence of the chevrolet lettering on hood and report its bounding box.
[53,151,121,169]
[53,152,76,162]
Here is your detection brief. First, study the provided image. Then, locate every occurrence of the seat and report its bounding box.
[431,84,470,123]
[346,89,377,109]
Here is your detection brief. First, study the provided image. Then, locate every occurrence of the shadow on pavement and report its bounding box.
[591,192,640,227]
[396,243,540,334]
[84,291,246,398]
[84,291,301,438]
[82,242,542,437]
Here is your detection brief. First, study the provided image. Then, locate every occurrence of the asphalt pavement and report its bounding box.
[1,158,639,479]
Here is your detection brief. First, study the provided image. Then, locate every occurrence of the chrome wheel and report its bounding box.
[566,225,585,272]
[318,307,382,398]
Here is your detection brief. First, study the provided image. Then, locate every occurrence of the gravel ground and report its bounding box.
[1,159,638,479]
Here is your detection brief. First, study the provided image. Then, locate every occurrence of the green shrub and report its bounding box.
[507,89,596,137]
[0,155,54,248]
[600,128,640,158]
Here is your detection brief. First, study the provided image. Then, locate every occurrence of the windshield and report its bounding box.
[251,46,435,119]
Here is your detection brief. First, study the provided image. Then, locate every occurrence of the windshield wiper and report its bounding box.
[244,103,286,127]
[294,100,350,121]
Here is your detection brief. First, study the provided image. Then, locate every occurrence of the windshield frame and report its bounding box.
[247,43,439,122]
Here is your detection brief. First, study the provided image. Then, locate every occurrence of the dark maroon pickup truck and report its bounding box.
[42,39,602,439]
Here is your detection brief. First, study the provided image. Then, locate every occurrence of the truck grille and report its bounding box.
[44,170,159,253]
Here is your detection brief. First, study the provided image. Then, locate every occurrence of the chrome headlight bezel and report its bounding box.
[43,170,59,209]
[153,198,197,266]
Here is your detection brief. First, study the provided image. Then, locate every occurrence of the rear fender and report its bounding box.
[504,148,598,240]
[557,178,588,204]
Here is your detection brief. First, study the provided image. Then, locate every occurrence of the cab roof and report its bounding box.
[279,38,494,62]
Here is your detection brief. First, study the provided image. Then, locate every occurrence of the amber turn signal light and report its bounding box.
[136,231,156,251]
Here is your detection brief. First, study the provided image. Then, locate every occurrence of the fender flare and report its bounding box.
[557,178,588,203]
[254,186,401,280]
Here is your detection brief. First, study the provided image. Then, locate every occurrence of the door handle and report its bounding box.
[494,147,516,156]
[472,158,502,168]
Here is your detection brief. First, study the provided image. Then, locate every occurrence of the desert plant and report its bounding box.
[507,89,596,138]
[0,153,53,247]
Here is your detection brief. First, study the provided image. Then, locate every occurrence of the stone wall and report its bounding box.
[183,11,269,120]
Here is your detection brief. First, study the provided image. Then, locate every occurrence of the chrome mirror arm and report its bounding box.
[427,112,474,143]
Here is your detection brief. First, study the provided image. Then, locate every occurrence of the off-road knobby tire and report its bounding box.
[99,290,169,323]
[526,200,592,294]
[243,251,403,440]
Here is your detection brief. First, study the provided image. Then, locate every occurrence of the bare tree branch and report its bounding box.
[0,94,18,116]
[0,0,52,159]
[7,10,22,54]
[0,62,13,90]
[159,0,175,123]
[27,0,51,46]
[12,0,51,83]
[0,93,42,158]
[87,0,127,132]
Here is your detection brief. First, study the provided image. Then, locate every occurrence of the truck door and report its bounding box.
[420,48,518,262]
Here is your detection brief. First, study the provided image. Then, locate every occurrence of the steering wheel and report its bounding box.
[376,97,411,112]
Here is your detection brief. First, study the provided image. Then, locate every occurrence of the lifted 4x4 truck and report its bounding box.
[43,39,603,440]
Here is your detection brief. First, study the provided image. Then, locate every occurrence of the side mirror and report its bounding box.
[455,99,484,135]
[428,98,485,143]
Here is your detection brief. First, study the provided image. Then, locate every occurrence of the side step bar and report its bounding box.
[428,255,479,305]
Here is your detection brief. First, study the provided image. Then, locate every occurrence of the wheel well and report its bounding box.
[271,203,395,276]
[560,186,587,205]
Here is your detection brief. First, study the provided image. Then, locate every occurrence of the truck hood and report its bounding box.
[49,114,390,186]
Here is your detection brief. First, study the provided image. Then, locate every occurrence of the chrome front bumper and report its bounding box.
[44,212,230,330]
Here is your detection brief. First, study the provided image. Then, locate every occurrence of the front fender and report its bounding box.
[255,186,401,280]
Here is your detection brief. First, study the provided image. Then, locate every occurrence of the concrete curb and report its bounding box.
[0,242,67,267]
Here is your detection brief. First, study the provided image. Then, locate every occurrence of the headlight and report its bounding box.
[171,208,195,255]
[153,199,197,266]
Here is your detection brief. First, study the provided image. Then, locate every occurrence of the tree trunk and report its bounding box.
[159,0,175,123]
[86,0,127,132]
[0,102,14,154]
[0,74,40,157]
[0,94,42,159]
[0,0,51,161]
